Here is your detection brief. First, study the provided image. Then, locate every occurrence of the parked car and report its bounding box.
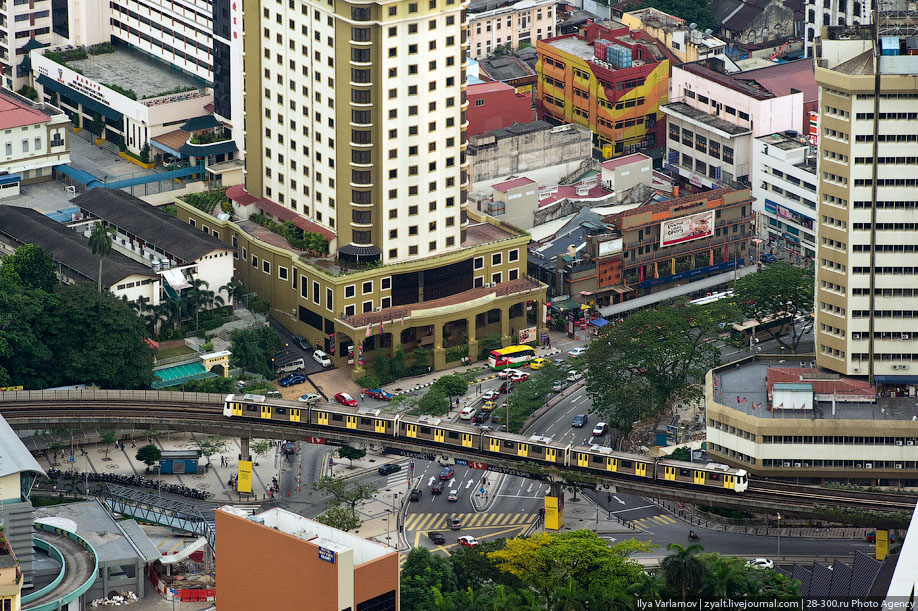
[499,381,514,394]
[275,357,307,375]
[566,371,584,382]
[447,489,460,502]
[291,335,311,351]
[746,558,774,569]
[297,392,322,404]
[235,379,247,390]
[366,388,394,401]
[431,481,443,494]
[509,372,530,383]
[529,358,547,370]
[265,390,282,398]
[457,535,480,547]
[334,392,358,407]
[498,368,522,379]
[378,464,402,476]
[866,532,896,543]
[439,467,454,480]
[568,347,587,357]
[552,380,565,392]
[592,422,609,437]
[482,390,500,401]
[409,488,422,502]
[571,414,588,428]
[449,517,461,530]
[313,350,332,367]
[428,531,446,544]
[279,373,307,387]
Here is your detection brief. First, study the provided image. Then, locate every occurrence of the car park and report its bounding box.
[366,388,394,401]
[291,335,311,351]
[447,489,460,502]
[552,380,564,392]
[409,488,422,502]
[568,347,587,357]
[592,422,609,436]
[499,381,514,393]
[566,371,584,382]
[378,464,402,476]
[428,531,446,544]
[529,358,547,370]
[313,350,332,367]
[746,558,774,569]
[439,467,454,480]
[510,372,530,383]
[297,392,322,404]
[279,373,307,387]
[334,392,358,407]
[275,357,307,375]
[498,368,522,379]
[431,482,443,494]
[571,414,588,428]
[457,535,479,547]
[482,390,500,401]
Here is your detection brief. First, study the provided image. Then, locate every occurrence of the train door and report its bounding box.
[316,411,329,426]
[346,415,358,429]
[289,408,301,422]
[517,443,529,458]
[545,448,558,463]
[635,462,648,477]
[229,402,243,416]
[576,452,589,467]
[260,405,271,419]
[374,419,387,433]
[488,438,501,453]
[433,429,445,443]
[724,474,734,490]
[606,457,617,472]
[663,466,677,481]
[461,433,474,448]
[693,470,706,485]
[404,423,418,438]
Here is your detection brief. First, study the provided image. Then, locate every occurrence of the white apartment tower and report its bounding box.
[805,0,871,57]
[814,19,918,382]
[243,0,470,263]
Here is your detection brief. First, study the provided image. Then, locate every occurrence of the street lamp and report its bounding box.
[776,512,782,559]
[386,508,392,546]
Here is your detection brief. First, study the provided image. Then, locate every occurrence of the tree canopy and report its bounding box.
[582,303,731,433]
[135,444,162,468]
[229,326,283,378]
[312,475,377,532]
[0,243,57,292]
[732,262,814,353]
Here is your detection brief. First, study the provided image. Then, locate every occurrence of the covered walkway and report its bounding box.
[152,362,216,389]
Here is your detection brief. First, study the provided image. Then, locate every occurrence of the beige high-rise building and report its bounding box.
[244,0,469,264]
[814,19,918,381]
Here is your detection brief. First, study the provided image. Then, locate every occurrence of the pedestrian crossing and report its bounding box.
[630,513,678,530]
[386,462,411,488]
[404,512,535,531]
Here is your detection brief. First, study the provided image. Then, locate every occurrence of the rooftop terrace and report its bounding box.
[66,46,203,100]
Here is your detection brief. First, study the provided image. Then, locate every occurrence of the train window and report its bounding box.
[448,432,458,439]
[276,407,286,414]
[592,455,603,463]
[680,469,690,476]
[504,440,515,448]
[332,414,343,421]
[246,405,257,412]
[621,460,632,468]
[360,418,371,425]
[710,473,719,480]
[420,427,430,434]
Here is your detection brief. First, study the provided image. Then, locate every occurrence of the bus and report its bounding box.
[730,315,794,345]
[688,290,734,307]
[488,345,537,370]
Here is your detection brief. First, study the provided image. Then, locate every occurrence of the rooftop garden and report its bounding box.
[190,130,231,145]
[179,188,231,216]
[250,213,328,255]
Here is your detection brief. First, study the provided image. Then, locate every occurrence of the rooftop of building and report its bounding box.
[711,0,799,33]
[0,556,17,570]
[493,176,537,192]
[662,101,754,136]
[468,0,555,16]
[600,153,652,171]
[469,120,554,144]
[714,361,918,421]
[733,58,818,103]
[34,500,159,563]
[478,55,537,81]
[467,81,518,96]
[624,7,686,31]
[546,35,598,60]
[537,182,614,208]
[0,205,157,288]
[72,188,232,263]
[603,186,737,227]
[0,413,44,478]
[61,45,204,101]
[0,88,61,130]
[756,132,808,150]
[221,506,393,565]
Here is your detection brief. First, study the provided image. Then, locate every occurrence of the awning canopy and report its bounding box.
[53,164,104,188]
[152,362,216,388]
[180,115,222,132]
[161,267,191,291]
[550,299,581,312]
[37,74,124,123]
[179,139,238,157]
[338,244,381,262]
[589,318,610,328]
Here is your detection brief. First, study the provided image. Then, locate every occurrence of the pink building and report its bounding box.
[468,0,557,59]
[467,81,535,136]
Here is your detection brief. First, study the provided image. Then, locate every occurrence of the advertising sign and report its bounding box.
[876,530,889,561]
[518,327,537,344]
[318,546,337,564]
[660,210,715,248]
[237,460,252,493]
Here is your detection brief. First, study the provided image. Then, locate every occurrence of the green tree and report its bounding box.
[135,444,162,472]
[450,541,523,594]
[195,436,227,463]
[139,142,151,163]
[669,446,692,461]
[0,244,58,292]
[42,283,154,389]
[478,333,503,360]
[220,279,246,308]
[337,445,367,468]
[416,388,449,416]
[732,262,814,353]
[312,475,377,532]
[315,505,362,532]
[661,542,705,602]
[88,222,117,294]
[0,275,53,387]
[432,373,467,401]
[400,547,458,611]
[230,326,283,378]
[583,306,724,434]
[250,439,274,464]
[100,429,118,460]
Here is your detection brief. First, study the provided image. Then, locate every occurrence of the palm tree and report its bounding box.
[88,222,117,293]
[220,279,246,309]
[629,571,663,602]
[661,542,705,602]
[148,303,171,337]
[186,279,210,330]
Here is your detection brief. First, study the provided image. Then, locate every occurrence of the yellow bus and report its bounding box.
[487,345,537,370]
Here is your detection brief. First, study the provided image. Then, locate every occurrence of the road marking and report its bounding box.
[613,496,625,505]
[465,479,473,489]
[427,476,435,486]
[449,478,456,487]
[610,504,657,514]
[526,483,534,493]
[414,531,420,547]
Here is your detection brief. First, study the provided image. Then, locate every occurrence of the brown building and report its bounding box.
[216,507,398,611]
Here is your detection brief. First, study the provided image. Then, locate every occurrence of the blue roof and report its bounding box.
[589,318,609,327]
[53,164,104,188]
[0,173,21,185]
[773,383,812,391]
[178,139,238,158]
[44,206,81,222]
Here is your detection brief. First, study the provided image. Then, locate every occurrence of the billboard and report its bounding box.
[660,210,715,248]
[237,460,252,493]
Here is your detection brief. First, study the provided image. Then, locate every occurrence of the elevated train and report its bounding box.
[224,394,748,493]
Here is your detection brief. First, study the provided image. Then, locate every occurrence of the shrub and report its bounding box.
[444,344,469,363]
[357,374,380,389]
[249,297,270,314]
[249,213,328,255]
[182,188,228,214]
[139,143,151,163]
[200,342,215,352]
[16,85,38,101]
[88,42,115,55]
[104,83,137,100]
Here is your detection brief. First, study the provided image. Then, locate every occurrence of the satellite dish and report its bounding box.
[689,22,697,29]
[705,28,713,35]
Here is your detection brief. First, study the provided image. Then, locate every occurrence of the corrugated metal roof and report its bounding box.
[0,413,45,478]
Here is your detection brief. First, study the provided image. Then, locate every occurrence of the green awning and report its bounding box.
[550,299,580,312]
[152,362,216,388]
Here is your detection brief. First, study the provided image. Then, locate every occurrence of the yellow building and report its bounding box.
[0,533,22,611]
[621,8,726,64]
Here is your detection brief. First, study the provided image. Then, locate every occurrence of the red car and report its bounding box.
[509,372,530,383]
[457,536,480,547]
[334,392,357,407]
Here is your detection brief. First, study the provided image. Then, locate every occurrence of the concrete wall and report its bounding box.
[469,124,593,184]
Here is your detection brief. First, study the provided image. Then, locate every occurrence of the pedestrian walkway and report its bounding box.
[631,514,678,530]
[404,512,534,531]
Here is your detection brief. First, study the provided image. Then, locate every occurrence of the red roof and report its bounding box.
[226,185,336,242]
[538,184,612,208]
[734,58,818,105]
[766,367,876,398]
[600,153,651,171]
[0,91,49,130]
[468,81,515,95]
[492,177,536,193]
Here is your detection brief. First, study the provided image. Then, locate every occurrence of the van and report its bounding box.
[460,406,477,420]
[276,358,306,375]
[566,371,584,383]
[313,350,332,368]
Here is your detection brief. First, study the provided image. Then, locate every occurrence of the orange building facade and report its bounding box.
[216,507,398,611]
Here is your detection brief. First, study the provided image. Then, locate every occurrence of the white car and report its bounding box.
[746,558,774,570]
[566,371,584,383]
[498,368,521,379]
[313,349,332,367]
[482,390,500,401]
[568,347,587,357]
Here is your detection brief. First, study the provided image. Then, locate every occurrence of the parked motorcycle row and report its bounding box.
[45,468,213,500]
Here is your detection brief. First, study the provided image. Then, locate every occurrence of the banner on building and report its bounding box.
[660,210,715,247]
[518,327,537,344]
[237,460,253,493]
[347,345,354,365]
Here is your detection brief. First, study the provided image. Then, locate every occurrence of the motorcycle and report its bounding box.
[689,531,699,540]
